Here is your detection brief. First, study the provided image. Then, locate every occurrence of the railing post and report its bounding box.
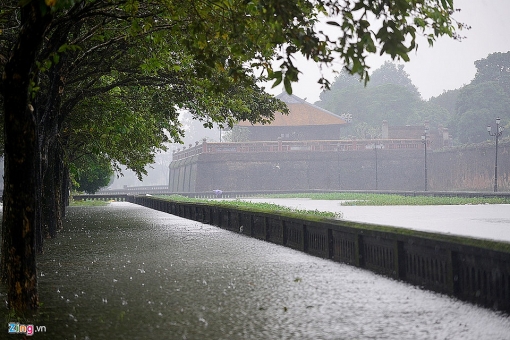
[395,240,406,280]
[327,228,333,259]
[356,233,365,268]
[447,250,459,296]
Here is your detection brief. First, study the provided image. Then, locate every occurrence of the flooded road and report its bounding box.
[1,202,510,339]
[232,198,510,243]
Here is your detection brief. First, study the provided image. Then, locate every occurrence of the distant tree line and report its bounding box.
[316,51,510,145]
[434,51,510,144]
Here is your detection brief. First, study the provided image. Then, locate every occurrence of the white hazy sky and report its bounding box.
[264,0,510,103]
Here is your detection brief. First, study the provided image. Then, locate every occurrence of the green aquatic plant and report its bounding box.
[261,193,510,206]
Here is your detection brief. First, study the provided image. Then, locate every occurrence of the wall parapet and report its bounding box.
[172,139,424,161]
[128,195,510,314]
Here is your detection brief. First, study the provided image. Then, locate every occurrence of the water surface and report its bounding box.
[233,198,510,243]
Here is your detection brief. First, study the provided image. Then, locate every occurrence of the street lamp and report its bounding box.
[487,117,504,192]
[366,142,384,190]
[421,128,429,191]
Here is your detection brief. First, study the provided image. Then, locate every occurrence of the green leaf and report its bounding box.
[283,76,292,94]
[326,21,340,27]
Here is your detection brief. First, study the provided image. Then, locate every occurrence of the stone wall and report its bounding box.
[170,149,425,192]
[131,195,510,314]
[169,141,510,193]
[429,142,510,191]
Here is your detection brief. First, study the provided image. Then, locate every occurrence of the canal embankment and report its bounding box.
[128,195,510,314]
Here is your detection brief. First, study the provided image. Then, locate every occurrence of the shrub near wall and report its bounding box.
[129,195,510,314]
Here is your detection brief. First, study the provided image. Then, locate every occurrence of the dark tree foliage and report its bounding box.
[428,89,460,117]
[72,154,113,194]
[449,51,510,144]
[451,81,510,144]
[316,63,437,137]
[472,51,510,90]
[369,61,420,98]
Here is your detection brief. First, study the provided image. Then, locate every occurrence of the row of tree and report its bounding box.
[0,0,461,312]
[316,52,510,145]
[315,61,448,138]
[432,51,510,144]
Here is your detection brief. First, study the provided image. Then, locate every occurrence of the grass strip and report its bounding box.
[70,199,110,207]
[156,195,343,219]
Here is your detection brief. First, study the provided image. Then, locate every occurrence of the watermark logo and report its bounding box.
[8,322,46,336]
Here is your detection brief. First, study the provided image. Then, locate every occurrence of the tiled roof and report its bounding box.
[238,92,346,127]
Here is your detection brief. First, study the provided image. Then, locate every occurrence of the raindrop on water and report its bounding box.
[198,316,209,327]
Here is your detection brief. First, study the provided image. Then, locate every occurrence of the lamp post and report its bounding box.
[487,117,504,192]
[366,142,384,190]
[421,128,428,191]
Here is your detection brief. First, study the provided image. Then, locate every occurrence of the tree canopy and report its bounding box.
[315,63,432,137]
[370,61,420,98]
[0,0,463,312]
[472,51,510,88]
[317,51,510,145]
[451,81,510,144]
[448,52,510,144]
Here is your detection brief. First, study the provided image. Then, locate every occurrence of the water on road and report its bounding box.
[1,202,509,339]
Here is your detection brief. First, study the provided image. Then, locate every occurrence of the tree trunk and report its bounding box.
[56,146,67,231]
[42,145,58,239]
[61,163,70,220]
[0,3,52,312]
[41,141,67,236]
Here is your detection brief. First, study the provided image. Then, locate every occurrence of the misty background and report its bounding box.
[108,0,509,189]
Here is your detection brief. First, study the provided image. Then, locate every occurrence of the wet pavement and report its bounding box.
[1,202,509,339]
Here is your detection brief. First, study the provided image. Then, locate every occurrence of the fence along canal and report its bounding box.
[74,193,510,314]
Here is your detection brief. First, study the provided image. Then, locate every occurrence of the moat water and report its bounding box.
[232,198,510,243]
